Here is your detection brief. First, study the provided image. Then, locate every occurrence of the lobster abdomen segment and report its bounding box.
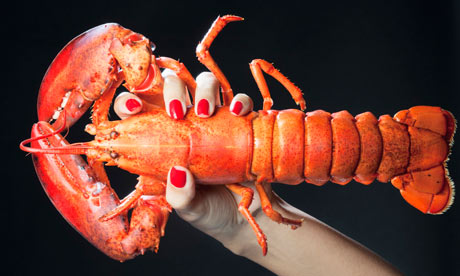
[304,110,332,185]
[330,111,361,184]
[251,106,455,214]
[376,115,411,183]
[353,112,383,184]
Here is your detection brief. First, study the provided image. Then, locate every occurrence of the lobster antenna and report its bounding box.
[19,112,90,155]
[20,138,91,155]
[19,124,91,155]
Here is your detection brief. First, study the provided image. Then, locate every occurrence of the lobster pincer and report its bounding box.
[27,120,170,260]
[39,24,143,127]
[38,23,198,128]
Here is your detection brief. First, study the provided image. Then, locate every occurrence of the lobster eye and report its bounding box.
[150,41,156,52]
[114,92,143,119]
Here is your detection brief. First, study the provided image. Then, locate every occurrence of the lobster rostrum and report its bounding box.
[21,15,456,261]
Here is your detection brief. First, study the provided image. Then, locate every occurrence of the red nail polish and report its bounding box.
[197,99,209,116]
[126,98,141,112]
[169,99,184,120]
[170,167,186,188]
[231,101,243,115]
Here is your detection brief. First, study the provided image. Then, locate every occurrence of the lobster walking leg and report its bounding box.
[249,59,306,111]
[255,182,303,228]
[156,56,197,97]
[99,177,169,222]
[117,195,170,255]
[196,15,244,105]
[226,183,267,255]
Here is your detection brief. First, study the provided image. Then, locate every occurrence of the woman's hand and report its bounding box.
[165,166,261,248]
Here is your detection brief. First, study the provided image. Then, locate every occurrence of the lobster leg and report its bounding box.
[130,55,199,108]
[88,158,111,185]
[156,56,197,98]
[255,182,303,228]
[196,15,244,105]
[249,59,306,111]
[117,194,170,255]
[226,183,267,255]
[99,176,169,222]
[92,77,124,126]
[85,73,123,136]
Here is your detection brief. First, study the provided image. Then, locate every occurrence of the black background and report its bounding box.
[7,1,459,275]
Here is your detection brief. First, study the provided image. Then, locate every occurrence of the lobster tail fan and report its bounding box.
[391,106,456,214]
[436,169,455,214]
[393,167,454,214]
[437,109,456,213]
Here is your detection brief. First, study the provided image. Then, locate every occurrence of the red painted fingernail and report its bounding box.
[170,167,186,188]
[169,99,184,120]
[126,98,141,112]
[231,101,243,115]
[197,99,209,116]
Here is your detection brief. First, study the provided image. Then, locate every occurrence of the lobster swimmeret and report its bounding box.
[21,15,455,261]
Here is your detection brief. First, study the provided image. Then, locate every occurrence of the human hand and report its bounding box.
[164,166,266,251]
[114,69,253,119]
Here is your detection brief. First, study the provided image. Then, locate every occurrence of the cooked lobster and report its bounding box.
[20,15,455,261]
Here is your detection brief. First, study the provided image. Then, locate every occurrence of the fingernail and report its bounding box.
[125,98,141,112]
[231,101,243,115]
[170,167,186,188]
[197,99,209,116]
[169,99,184,120]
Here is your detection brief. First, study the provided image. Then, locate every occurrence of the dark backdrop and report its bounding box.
[7,1,459,275]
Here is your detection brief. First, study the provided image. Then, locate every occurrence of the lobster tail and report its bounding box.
[250,106,455,214]
[391,106,455,214]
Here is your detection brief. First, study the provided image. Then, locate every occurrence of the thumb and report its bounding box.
[165,166,237,231]
[166,166,195,210]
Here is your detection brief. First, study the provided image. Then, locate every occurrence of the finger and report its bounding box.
[229,93,254,116]
[114,92,144,119]
[162,69,188,120]
[194,72,219,118]
[166,166,195,210]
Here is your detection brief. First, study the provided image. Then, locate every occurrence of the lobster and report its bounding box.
[20,15,455,261]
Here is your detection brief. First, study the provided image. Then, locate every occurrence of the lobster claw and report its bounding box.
[37,23,153,128]
[29,121,133,260]
[27,121,171,261]
[109,33,152,90]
